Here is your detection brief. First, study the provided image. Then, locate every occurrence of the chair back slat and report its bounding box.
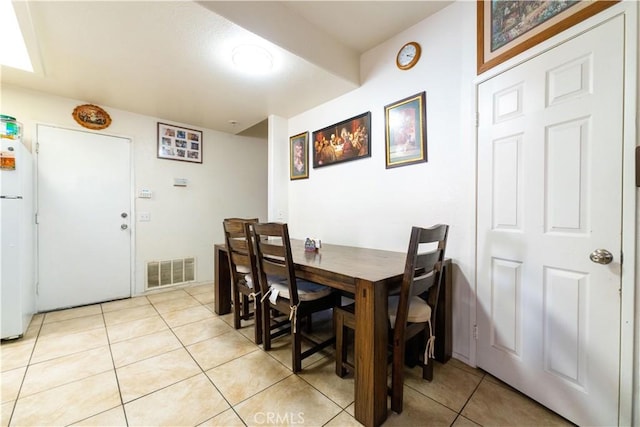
[224,220,246,236]
[228,238,251,253]
[230,252,252,270]
[252,222,299,305]
[411,271,436,297]
[395,224,449,334]
[411,251,442,296]
[223,218,259,286]
[257,241,286,258]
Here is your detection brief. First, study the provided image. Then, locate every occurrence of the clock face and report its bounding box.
[396,42,421,70]
[399,45,416,65]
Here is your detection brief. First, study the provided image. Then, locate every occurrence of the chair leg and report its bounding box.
[292,323,302,373]
[241,294,250,319]
[422,327,434,381]
[303,314,313,333]
[404,334,421,367]
[391,339,405,414]
[254,299,263,345]
[232,289,241,330]
[335,310,347,377]
[422,357,434,381]
[262,302,272,351]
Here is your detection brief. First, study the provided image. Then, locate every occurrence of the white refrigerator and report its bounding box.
[1,138,36,339]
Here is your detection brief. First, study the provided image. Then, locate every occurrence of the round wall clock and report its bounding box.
[396,42,421,70]
[72,104,112,130]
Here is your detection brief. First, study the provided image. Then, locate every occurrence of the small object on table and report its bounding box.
[304,238,317,252]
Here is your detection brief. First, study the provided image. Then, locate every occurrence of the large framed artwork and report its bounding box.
[384,92,427,169]
[477,0,618,74]
[289,131,309,180]
[157,122,203,164]
[312,112,371,168]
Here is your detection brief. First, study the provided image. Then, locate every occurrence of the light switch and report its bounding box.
[174,178,188,187]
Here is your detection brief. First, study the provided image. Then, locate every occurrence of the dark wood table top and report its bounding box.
[288,239,406,293]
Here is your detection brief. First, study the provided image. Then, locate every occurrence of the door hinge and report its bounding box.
[620,251,623,264]
[475,112,479,128]
[635,146,639,187]
[35,142,39,154]
[35,212,39,225]
[473,324,478,340]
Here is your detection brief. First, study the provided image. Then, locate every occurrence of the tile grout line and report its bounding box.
[201,296,324,424]
[191,299,280,425]
[103,292,208,421]
[249,313,359,421]
[4,313,44,427]
[400,361,486,415]
[150,290,244,426]
[166,291,247,426]
[4,287,216,427]
[9,287,412,426]
[453,371,487,426]
[62,301,131,426]
[102,297,132,427]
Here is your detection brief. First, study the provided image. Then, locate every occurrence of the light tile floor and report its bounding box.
[1,283,573,426]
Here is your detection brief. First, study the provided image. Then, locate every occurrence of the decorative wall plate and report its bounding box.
[72,104,112,130]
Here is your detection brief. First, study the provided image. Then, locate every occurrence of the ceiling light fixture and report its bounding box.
[0,0,33,72]
[231,44,273,74]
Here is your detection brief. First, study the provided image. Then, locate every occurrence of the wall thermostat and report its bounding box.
[138,189,152,198]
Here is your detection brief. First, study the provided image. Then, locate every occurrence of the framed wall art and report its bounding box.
[477,0,618,74]
[312,112,371,168]
[72,104,111,130]
[157,122,202,164]
[289,131,309,180]
[384,92,427,169]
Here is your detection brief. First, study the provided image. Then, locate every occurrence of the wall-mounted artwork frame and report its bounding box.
[290,131,309,180]
[312,112,371,168]
[477,0,618,74]
[157,122,202,164]
[384,92,427,169]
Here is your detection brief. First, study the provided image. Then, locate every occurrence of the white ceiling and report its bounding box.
[1,1,452,136]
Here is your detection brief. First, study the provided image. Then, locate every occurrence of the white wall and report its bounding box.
[271,1,640,393]
[272,1,478,363]
[1,84,268,296]
[267,115,289,222]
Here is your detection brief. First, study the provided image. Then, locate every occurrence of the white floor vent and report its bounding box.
[146,257,196,289]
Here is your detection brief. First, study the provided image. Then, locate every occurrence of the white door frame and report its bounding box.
[472,3,637,425]
[34,123,136,306]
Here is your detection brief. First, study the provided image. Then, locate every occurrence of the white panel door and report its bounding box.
[37,125,131,311]
[477,16,623,426]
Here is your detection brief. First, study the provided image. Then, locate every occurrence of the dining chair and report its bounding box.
[222,218,262,344]
[334,224,449,414]
[252,222,338,372]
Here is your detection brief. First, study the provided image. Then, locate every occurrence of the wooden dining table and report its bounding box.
[213,239,451,427]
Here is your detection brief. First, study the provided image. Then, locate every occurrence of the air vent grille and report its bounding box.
[146,257,196,289]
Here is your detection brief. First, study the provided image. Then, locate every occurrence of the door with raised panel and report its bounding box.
[476,16,623,426]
